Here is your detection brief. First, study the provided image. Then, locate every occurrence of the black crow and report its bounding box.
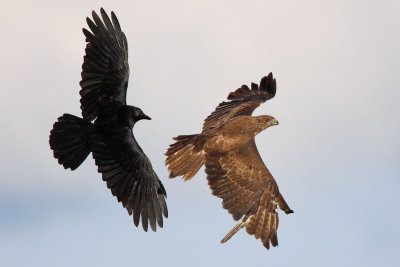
[49,8,168,232]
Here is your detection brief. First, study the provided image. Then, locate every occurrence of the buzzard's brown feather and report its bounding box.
[246,191,279,249]
[165,134,206,180]
[202,73,276,132]
[165,73,292,250]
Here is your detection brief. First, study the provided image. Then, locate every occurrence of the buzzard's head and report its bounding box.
[118,105,151,128]
[256,115,279,132]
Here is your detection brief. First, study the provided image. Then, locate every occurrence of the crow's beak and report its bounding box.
[141,113,151,120]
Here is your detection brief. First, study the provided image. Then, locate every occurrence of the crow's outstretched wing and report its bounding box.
[202,73,276,132]
[80,8,129,121]
[90,131,168,232]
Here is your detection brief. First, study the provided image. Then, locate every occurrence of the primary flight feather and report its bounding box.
[49,8,168,232]
[165,73,292,249]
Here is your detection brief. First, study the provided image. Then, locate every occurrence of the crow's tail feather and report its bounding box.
[49,113,93,170]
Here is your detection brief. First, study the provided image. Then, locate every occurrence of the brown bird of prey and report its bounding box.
[165,73,293,249]
[49,9,167,232]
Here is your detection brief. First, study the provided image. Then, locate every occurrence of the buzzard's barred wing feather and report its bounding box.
[205,140,278,210]
[227,73,276,100]
[90,132,167,232]
[80,8,129,121]
[202,73,276,132]
[246,192,279,249]
[205,139,281,248]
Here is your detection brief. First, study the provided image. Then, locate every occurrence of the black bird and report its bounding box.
[49,8,168,232]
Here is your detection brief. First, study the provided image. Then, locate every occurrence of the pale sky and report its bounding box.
[1,0,400,266]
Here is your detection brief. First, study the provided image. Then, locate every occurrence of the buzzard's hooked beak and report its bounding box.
[273,119,279,126]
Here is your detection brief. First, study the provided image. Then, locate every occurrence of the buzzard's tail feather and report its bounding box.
[49,113,93,170]
[165,134,205,181]
[221,216,249,243]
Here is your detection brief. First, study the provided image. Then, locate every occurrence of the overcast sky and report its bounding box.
[1,0,400,266]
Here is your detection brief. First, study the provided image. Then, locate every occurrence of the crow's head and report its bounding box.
[118,105,151,128]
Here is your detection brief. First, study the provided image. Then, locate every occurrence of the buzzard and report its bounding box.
[165,73,293,249]
[49,9,168,232]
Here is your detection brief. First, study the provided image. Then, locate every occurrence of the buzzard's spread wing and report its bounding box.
[90,131,168,232]
[205,139,280,249]
[202,73,276,132]
[80,8,129,121]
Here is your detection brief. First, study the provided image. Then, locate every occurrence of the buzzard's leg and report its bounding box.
[277,193,293,214]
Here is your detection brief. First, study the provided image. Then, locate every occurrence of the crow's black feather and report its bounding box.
[49,9,167,232]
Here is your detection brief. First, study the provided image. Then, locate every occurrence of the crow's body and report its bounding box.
[49,9,167,232]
